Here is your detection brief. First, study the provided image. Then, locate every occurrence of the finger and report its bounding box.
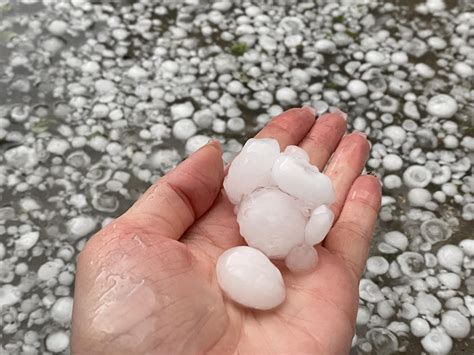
[184,108,316,253]
[324,175,381,280]
[255,107,316,149]
[122,140,224,240]
[298,111,347,170]
[324,132,370,220]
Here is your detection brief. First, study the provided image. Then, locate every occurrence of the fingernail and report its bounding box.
[332,109,347,121]
[302,105,316,117]
[353,130,367,139]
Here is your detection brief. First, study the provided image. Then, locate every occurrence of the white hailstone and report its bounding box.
[37,261,60,281]
[227,80,244,95]
[304,205,334,246]
[15,231,39,250]
[92,103,109,118]
[45,331,69,353]
[347,80,368,97]
[275,87,298,105]
[383,175,402,189]
[0,285,21,308]
[408,188,432,207]
[238,188,306,259]
[427,95,458,118]
[112,28,129,41]
[383,231,409,251]
[443,135,458,149]
[366,256,390,275]
[421,328,452,355]
[383,125,406,146]
[391,51,408,65]
[356,306,371,325]
[410,318,430,337]
[81,60,100,74]
[365,50,386,65]
[47,20,68,36]
[193,109,216,129]
[438,273,461,289]
[359,279,385,303]
[459,239,474,257]
[149,149,181,172]
[272,150,335,209]
[259,35,277,52]
[95,79,116,94]
[47,138,70,155]
[172,119,197,140]
[415,292,442,315]
[437,245,464,273]
[216,246,285,310]
[415,63,435,78]
[227,117,245,132]
[377,300,396,319]
[285,244,319,274]
[5,146,38,169]
[212,119,227,133]
[441,310,470,339]
[51,297,73,325]
[453,62,473,78]
[426,0,446,12]
[314,39,336,53]
[67,215,97,240]
[126,65,149,80]
[224,138,280,205]
[382,154,403,171]
[403,165,432,188]
[185,135,210,155]
[171,102,195,120]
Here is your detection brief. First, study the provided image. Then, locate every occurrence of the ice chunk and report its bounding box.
[282,145,310,162]
[272,154,335,208]
[237,188,306,259]
[224,138,280,204]
[305,205,334,245]
[285,244,319,273]
[216,246,285,310]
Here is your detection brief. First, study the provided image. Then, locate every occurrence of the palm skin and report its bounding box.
[71,108,381,355]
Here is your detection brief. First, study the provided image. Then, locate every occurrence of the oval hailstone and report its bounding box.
[304,205,334,245]
[216,246,285,310]
[271,153,335,208]
[427,94,458,118]
[237,188,306,259]
[285,244,318,274]
[223,138,280,205]
[15,231,39,250]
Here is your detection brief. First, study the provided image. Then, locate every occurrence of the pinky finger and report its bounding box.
[323,175,382,281]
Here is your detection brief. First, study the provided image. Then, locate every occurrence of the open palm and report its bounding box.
[71,108,381,355]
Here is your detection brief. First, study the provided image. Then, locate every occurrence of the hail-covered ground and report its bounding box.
[0,0,473,353]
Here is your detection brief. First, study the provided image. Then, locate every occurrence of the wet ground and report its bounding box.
[0,0,473,354]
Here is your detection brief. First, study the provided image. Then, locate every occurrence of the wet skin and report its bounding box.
[71,107,381,355]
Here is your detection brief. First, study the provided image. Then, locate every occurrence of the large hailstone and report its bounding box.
[237,188,306,259]
[216,246,286,310]
[223,138,280,204]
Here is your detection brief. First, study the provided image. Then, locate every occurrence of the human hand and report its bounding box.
[71,107,381,355]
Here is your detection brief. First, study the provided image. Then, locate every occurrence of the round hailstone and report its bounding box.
[0,285,21,308]
[51,297,73,325]
[47,20,68,36]
[459,239,474,257]
[427,94,458,118]
[237,188,306,259]
[383,125,407,146]
[403,165,432,188]
[126,65,149,80]
[304,205,334,245]
[37,261,60,281]
[391,51,408,65]
[438,273,461,289]
[271,153,335,208]
[397,252,428,279]
[366,256,390,275]
[420,219,452,244]
[47,138,70,155]
[346,80,368,97]
[45,331,69,353]
[359,279,384,303]
[365,50,386,65]
[171,102,195,120]
[407,188,432,207]
[193,109,215,129]
[275,87,298,106]
[259,35,277,52]
[366,328,398,354]
[453,62,473,78]
[314,39,336,53]
[383,231,408,251]
[172,119,197,140]
[382,154,403,171]
[383,175,402,189]
[15,231,39,250]
[224,138,280,205]
[410,317,430,337]
[185,135,210,155]
[421,329,452,355]
[441,310,471,339]
[227,117,245,132]
[5,146,38,169]
[437,245,464,273]
[95,79,116,94]
[67,215,97,241]
[216,246,285,310]
[285,244,318,274]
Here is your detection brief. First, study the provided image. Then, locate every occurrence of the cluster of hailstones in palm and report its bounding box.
[216,137,336,310]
